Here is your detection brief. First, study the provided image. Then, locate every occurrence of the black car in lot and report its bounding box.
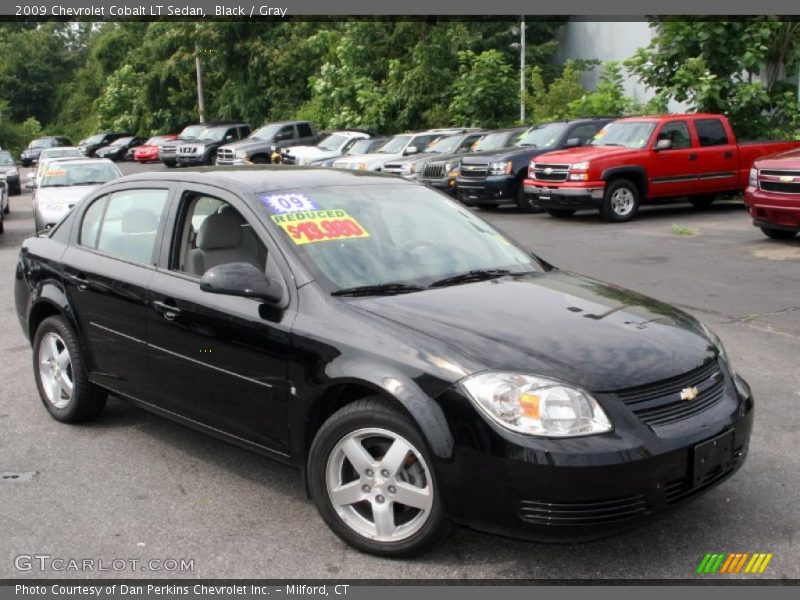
[14,167,753,557]
[457,118,612,212]
[95,136,147,161]
[19,136,73,167]
[78,132,131,158]
[0,150,21,195]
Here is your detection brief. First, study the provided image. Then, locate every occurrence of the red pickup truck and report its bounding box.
[745,148,800,240]
[524,113,800,222]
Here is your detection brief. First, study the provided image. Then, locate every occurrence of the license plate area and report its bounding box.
[692,430,734,487]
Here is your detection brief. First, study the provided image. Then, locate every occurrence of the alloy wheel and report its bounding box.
[325,427,434,542]
[38,332,74,409]
[610,187,635,217]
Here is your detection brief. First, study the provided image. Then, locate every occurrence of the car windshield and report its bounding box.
[29,139,54,149]
[376,135,412,154]
[179,125,206,139]
[40,149,82,160]
[473,131,518,151]
[256,184,541,291]
[514,123,567,148]
[346,139,380,155]
[250,124,281,141]
[145,136,166,145]
[83,134,106,144]
[110,137,134,147]
[590,121,656,149]
[425,135,462,154]
[197,127,229,142]
[0,152,14,166]
[40,162,120,188]
[317,134,349,151]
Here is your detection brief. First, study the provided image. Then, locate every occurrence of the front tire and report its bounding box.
[760,227,797,240]
[308,397,448,557]
[32,316,107,423]
[602,179,640,222]
[516,180,542,213]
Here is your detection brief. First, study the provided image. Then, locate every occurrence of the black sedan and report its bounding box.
[95,136,146,161]
[13,167,753,557]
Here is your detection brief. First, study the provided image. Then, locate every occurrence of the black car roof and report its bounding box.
[112,165,409,194]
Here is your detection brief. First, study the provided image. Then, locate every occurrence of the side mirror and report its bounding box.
[404,146,418,156]
[200,262,283,304]
[225,134,235,141]
[654,139,672,151]
[564,137,581,148]
[26,173,36,189]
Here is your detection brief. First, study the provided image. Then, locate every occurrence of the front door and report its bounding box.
[146,185,293,454]
[648,120,699,198]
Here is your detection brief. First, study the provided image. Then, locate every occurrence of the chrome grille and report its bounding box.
[382,163,404,174]
[217,148,235,160]
[161,144,177,154]
[460,162,488,179]
[179,146,198,155]
[423,163,446,179]
[615,360,725,428]
[533,163,570,182]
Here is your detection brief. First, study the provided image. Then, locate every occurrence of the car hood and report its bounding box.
[0,166,17,174]
[533,145,639,164]
[334,153,400,169]
[288,147,340,164]
[96,145,118,154]
[37,185,99,206]
[22,148,44,157]
[461,146,552,163]
[349,270,715,392]
[220,138,270,151]
[754,147,800,168]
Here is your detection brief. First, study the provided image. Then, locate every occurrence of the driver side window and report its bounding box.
[172,193,267,277]
[656,121,692,150]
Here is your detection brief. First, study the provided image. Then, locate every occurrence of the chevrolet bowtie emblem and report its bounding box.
[544,167,553,175]
[680,386,700,401]
[779,175,796,183]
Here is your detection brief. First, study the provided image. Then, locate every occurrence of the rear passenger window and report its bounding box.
[93,189,169,264]
[297,123,313,138]
[695,119,729,147]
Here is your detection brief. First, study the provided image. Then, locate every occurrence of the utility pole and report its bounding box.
[195,41,206,123]
[519,16,526,123]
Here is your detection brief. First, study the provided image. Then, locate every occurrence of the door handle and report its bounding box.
[69,273,89,291]
[723,151,734,158]
[152,300,181,321]
[688,154,698,161]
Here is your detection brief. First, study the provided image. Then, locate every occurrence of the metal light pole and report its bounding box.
[520,16,526,123]
[195,41,206,124]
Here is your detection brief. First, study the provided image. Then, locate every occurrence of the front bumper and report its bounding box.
[434,371,754,542]
[456,175,516,205]
[524,179,605,210]
[216,157,248,166]
[745,187,800,232]
[177,154,209,166]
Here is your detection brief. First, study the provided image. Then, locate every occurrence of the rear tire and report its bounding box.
[547,208,576,218]
[32,316,107,423]
[251,155,269,165]
[308,397,448,557]
[602,179,640,222]
[760,227,797,240]
[690,195,716,209]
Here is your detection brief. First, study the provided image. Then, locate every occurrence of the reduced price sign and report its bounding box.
[271,209,370,245]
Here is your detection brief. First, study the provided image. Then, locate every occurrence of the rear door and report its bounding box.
[691,118,738,193]
[297,123,316,145]
[648,120,699,198]
[61,183,173,401]
[146,184,294,453]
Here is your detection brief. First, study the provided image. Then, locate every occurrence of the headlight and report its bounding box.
[195,145,205,153]
[357,162,367,171]
[571,161,590,171]
[235,149,249,159]
[748,168,758,187]
[461,372,612,437]
[7,168,18,177]
[489,161,512,175]
[700,323,735,376]
[400,163,416,176]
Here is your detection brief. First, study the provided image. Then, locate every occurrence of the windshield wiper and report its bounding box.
[331,283,427,297]
[430,269,534,288]
[75,181,108,185]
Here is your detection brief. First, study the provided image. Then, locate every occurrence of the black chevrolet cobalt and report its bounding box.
[14,167,753,556]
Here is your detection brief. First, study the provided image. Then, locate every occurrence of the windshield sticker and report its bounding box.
[260,192,319,214]
[44,168,66,176]
[271,209,369,245]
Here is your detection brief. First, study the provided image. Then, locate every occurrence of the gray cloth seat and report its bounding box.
[189,211,261,276]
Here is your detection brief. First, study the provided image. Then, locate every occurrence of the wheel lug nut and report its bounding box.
[362,484,371,493]
[388,485,396,494]
[381,469,390,477]
[376,495,385,504]
[365,468,374,477]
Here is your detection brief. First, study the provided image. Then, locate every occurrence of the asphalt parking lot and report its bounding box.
[1,162,799,579]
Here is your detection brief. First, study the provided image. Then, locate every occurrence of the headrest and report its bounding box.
[121,209,159,234]
[197,211,243,250]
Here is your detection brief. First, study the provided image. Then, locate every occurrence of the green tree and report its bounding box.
[449,50,517,127]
